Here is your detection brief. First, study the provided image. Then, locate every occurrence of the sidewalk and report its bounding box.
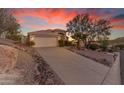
[102,52,121,84]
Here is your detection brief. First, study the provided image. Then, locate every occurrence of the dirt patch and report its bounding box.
[0,45,38,84]
[0,44,64,85]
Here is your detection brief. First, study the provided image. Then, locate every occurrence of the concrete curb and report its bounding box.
[102,52,121,85]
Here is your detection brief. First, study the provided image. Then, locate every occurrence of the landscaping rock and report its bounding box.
[66,47,114,67]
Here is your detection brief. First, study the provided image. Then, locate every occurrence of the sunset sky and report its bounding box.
[10,8,124,40]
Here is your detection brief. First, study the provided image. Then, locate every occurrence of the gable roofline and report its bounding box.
[28,29,66,37]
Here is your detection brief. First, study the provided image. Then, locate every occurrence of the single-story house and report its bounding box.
[28,29,65,47]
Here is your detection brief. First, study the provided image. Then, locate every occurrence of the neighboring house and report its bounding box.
[28,29,65,47]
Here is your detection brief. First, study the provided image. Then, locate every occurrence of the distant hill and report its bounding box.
[109,37,124,45]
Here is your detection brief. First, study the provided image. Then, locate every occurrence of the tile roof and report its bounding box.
[28,29,65,37]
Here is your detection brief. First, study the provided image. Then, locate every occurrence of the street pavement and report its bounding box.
[120,50,124,84]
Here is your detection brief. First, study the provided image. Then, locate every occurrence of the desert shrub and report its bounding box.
[6,33,22,42]
[58,40,64,47]
[89,44,99,50]
[64,40,72,46]
[100,40,109,51]
[26,41,35,47]
[107,49,114,53]
[115,44,124,50]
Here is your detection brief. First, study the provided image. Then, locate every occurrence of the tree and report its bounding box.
[100,39,109,51]
[66,14,90,49]
[94,19,112,41]
[71,32,87,49]
[6,30,22,42]
[66,13,112,49]
[0,8,20,40]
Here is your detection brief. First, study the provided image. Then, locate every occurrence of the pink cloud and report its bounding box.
[16,19,25,24]
[111,19,124,24]
[13,9,124,30]
[28,24,43,29]
[111,19,124,29]
[13,9,77,24]
[113,25,124,29]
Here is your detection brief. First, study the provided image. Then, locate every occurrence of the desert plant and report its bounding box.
[115,44,124,50]
[89,44,99,50]
[64,40,72,46]
[6,30,22,42]
[100,39,109,51]
[26,41,35,47]
[58,40,64,47]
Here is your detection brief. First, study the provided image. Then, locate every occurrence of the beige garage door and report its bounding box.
[33,37,58,47]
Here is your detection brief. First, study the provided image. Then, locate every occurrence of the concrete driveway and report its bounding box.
[36,47,110,84]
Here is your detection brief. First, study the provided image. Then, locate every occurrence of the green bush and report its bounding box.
[58,40,64,47]
[26,41,35,47]
[89,44,99,50]
[108,46,117,52]
[115,44,124,50]
[6,34,22,42]
[100,40,109,51]
[64,40,72,46]
[108,49,114,53]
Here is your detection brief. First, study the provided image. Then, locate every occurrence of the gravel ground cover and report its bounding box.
[66,47,115,67]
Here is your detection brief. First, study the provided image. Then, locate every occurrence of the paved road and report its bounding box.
[36,47,110,84]
[120,50,124,84]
